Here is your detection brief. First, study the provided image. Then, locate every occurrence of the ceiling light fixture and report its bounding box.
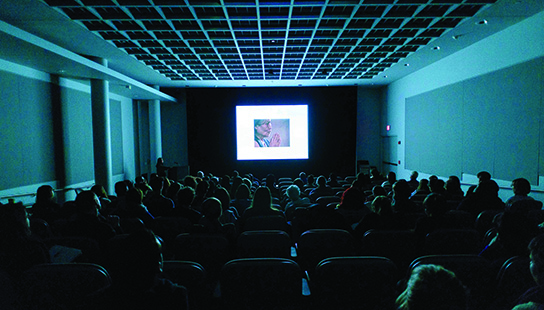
[432,46,441,50]
[476,19,488,25]
[404,63,410,67]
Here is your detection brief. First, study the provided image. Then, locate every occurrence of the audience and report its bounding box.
[6,168,544,309]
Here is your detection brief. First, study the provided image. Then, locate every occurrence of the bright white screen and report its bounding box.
[236,105,308,160]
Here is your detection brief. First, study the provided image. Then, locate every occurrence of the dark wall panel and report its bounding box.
[405,57,543,184]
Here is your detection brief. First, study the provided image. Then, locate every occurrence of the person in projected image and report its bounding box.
[254,119,281,147]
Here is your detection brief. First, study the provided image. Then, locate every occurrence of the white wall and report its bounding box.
[383,10,544,200]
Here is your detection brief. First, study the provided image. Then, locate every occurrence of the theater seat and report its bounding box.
[17,263,111,310]
[237,230,292,259]
[311,256,397,310]
[220,258,303,310]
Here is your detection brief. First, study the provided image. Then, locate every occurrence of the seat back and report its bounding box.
[408,255,494,310]
[174,233,231,278]
[18,263,111,309]
[297,229,356,273]
[242,215,291,235]
[312,257,397,310]
[494,256,536,309]
[315,195,341,207]
[161,261,207,310]
[361,229,417,276]
[475,209,502,236]
[237,230,292,259]
[424,228,481,255]
[220,258,302,310]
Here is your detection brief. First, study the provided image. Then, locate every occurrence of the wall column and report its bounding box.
[90,57,113,194]
[149,85,162,173]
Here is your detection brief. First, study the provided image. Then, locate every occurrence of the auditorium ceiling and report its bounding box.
[0,0,542,88]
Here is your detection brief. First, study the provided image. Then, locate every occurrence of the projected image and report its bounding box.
[254,119,290,148]
[237,105,308,160]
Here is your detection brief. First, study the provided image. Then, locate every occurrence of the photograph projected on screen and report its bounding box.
[236,105,308,160]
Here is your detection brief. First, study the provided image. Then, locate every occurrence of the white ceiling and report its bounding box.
[0,0,542,92]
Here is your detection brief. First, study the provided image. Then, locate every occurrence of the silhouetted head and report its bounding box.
[201,197,222,220]
[339,187,364,209]
[397,264,467,310]
[214,187,231,211]
[423,193,448,217]
[429,179,445,194]
[372,185,387,197]
[177,186,195,206]
[477,171,491,183]
[75,190,100,216]
[0,201,31,238]
[115,181,129,197]
[251,186,273,210]
[126,187,144,206]
[235,184,251,200]
[103,229,163,291]
[529,234,544,284]
[286,185,301,201]
[36,185,55,204]
[371,196,392,215]
[410,171,419,181]
[512,178,531,196]
[91,185,109,199]
[316,176,327,187]
[474,180,499,198]
[387,172,397,183]
[393,180,411,200]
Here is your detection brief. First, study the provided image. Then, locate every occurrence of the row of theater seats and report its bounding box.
[9,253,533,310]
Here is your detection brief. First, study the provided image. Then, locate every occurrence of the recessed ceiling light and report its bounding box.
[383,75,387,78]
[404,63,410,67]
[432,46,441,50]
[476,19,488,25]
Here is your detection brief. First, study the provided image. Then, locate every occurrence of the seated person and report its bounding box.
[197,197,237,243]
[173,186,202,224]
[98,229,188,310]
[336,187,370,226]
[354,196,406,239]
[458,180,505,217]
[309,176,334,202]
[31,185,62,224]
[284,185,311,221]
[231,184,252,216]
[480,210,539,270]
[515,234,544,306]
[396,264,467,310]
[0,201,50,278]
[61,191,117,244]
[506,178,542,211]
[240,187,285,229]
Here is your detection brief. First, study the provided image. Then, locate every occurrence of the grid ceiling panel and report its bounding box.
[43,0,497,81]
